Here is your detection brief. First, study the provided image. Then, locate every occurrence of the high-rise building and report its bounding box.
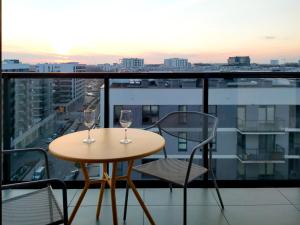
[2,59,30,72]
[101,78,299,180]
[164,58,191,70]
[36,62,86,110]
[2,60,54,147]
[271,59,279,65]
[120,58,144,70]
[227,56,251,66]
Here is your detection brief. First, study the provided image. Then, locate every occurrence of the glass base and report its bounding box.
[83,138,95,144]
[120,139,132,144]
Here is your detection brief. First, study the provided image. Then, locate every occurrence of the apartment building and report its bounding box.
[36,62,86,111]
[120,58,144,71]
[2,60,55,147]
[164,58,191,70]
[227,56,251,66]
[101,78,300,180]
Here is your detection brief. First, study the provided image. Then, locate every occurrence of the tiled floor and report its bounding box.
[3,187,300,225]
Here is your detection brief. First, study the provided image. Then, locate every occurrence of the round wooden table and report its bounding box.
[49,128,165,225]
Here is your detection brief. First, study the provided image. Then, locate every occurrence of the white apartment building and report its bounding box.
[120,58,144,70]
[227,56,251,66]
[2,59,30,72]
[100,78,300,180]
[2,60,55,147]
[271,60,279,65]
[164,58,191,70]
[36,62,86,111]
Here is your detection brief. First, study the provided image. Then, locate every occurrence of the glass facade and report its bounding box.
[2,76,300,183]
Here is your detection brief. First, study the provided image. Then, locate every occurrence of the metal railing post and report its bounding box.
[3,78,12,182]
[104,77,110,128]
[202,77,209,182]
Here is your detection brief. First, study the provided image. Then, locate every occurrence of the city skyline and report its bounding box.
[3,0,300,64]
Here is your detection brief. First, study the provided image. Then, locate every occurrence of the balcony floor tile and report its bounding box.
[218,188,290,205]
[144,205,228,225]
[278,188,300,205]
[4,187,300,225]
[69,188,143,207]
[144,188,218,206]
[224,205,300,225]
[69,205,143,225]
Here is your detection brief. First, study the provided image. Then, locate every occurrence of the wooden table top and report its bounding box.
[49,128,165,163]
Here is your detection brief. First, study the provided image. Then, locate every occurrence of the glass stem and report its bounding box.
[88,128,91,140]
[125,128,127,140]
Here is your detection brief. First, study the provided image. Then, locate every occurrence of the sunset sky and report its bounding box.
[3,0,300,64]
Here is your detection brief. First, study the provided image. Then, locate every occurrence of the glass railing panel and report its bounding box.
[3,78,103,182]
[109,78,204,180]
[210,78,300,180]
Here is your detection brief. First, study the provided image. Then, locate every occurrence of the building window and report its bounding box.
[237,105,246,127]
[142,105,159,125]
[178,132,187,152]
[209,105,217,116]
[114,105,123,125]
[178,105,187,112]
[259,105,275,121]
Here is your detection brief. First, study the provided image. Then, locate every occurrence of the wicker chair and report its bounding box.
[123,111,224,225]
[2,148,68,225]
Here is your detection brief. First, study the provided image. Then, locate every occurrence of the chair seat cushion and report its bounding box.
[133,158,208,186]
[2,186,64,225]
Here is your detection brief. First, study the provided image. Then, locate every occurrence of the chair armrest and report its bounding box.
[143,123,158,130]
[2,179,68,225]
[3,148,50,179]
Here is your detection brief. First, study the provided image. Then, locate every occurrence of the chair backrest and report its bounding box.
[157,111,217,151]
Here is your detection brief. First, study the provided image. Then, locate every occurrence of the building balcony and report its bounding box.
[2,72,300,225]
[237,118,285,134]
[237,144,285,164]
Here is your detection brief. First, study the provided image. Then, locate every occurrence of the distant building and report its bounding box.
[270,60,279,65]
[227,56,251,66]
[36,62,86,72]
[2,59,30,72]
[121,58,144,70]
[97,63,119,72]
[101,78,300,180]
[164,58,191,70]
[36,62,86,109]
[2,60,54,147]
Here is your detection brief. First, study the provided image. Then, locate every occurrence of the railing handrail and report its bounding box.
[237,118,285,123]
[2,72,300,185]
[237,144,285,153]
[2,71,300,79]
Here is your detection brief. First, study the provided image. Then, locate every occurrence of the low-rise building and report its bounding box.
[228,56,251,66]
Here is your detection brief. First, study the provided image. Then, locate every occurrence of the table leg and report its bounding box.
[68,162,90,225]
[96,162,108,219]
[111,162,118,225]
[127,160,156,225]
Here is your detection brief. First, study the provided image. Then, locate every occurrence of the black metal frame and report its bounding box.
[1,148,68,225]
[2,179,68,225]
[1,71,300,189]
[123,111,224,225]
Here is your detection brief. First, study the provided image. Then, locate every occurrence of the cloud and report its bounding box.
[264,36,276,40]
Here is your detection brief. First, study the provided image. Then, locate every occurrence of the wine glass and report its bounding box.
[83,109,96,144]
[119,109,132,144]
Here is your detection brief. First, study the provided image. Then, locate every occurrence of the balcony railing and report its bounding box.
[1,72,300,187]
[237,118,285,133]
[237,144,285,163]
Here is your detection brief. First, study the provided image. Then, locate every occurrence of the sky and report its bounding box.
[2,0,300,64]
